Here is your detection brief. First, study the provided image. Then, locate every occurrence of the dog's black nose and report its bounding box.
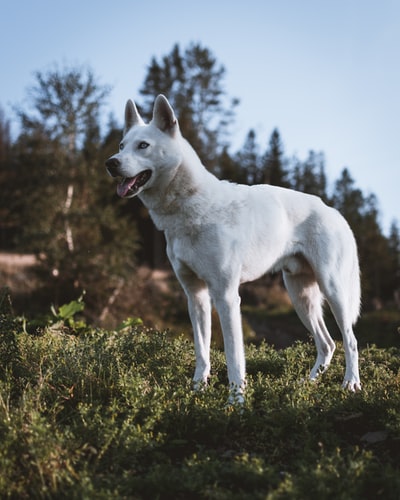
[105,157,121,178]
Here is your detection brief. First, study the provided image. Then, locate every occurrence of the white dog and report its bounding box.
[106,95,361,402]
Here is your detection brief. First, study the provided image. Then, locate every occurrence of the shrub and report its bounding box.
[0,304,399,498]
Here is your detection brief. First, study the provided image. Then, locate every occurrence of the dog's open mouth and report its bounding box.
[117,170,152,198]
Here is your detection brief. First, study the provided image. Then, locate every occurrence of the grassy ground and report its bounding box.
[1,298,400,499]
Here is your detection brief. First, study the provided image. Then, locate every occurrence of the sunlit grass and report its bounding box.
[1,304,400,498]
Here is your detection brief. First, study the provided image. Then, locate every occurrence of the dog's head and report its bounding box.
[105,95,182,198]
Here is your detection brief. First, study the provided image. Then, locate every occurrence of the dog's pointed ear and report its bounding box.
[124,99,144,135]
[152,94,178,135]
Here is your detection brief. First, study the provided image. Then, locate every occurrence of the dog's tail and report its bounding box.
[350,248,361,325]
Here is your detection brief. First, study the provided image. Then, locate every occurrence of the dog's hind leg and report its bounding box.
[282,259,336,381]
[321,283,361,391]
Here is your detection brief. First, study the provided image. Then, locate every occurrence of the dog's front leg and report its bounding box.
[213,288,246,404]
[186,287,212,389]
[170,259,212,389]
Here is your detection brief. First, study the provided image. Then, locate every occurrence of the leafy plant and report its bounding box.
[50,293,88,333]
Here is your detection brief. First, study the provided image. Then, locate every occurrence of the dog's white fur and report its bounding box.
[106,95,361,402]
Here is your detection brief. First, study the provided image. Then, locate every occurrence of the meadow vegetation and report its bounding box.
[1,293,400,499]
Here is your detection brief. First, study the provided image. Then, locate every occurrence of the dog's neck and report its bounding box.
[139,137,218,230]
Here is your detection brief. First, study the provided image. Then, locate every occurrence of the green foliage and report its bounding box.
[49,294,88,334]
[0,309,399,498]
[116,316,144,331]
[51,295,85,322]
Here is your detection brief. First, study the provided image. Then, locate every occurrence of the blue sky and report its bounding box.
[0,0,399,233]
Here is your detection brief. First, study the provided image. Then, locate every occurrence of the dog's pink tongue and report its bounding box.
[117,177,136,198]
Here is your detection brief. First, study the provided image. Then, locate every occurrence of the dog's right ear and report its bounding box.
[152,95,178,135]
[124,99,144,135]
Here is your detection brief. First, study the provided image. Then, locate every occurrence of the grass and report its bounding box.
[1,296,400,498]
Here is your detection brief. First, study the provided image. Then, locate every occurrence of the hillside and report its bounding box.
[1,296,400,499]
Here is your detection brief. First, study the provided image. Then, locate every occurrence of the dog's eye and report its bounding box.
[138,141,150,150]
[119,142,124,151]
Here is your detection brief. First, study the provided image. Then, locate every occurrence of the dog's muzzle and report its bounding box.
[105,156,152,198]
[105,157,121,178]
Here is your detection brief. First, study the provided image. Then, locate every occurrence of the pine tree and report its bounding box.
[217,146,242,183]
[388,220,400,263]
[261,128,290,187]
[0,107,11,165]
[331,168,364,226]
[291,151,327,200]
[386,220,400,304]
[235,129,260,185]
[359,194,388,303]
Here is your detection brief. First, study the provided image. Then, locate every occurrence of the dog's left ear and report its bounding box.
[152,94,178,135]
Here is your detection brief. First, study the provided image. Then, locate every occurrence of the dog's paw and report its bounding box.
[309,363,329,381]
[342,379,362,392]
[193,378,208,392]
[226,381,246,406]
[226,391,245,407]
